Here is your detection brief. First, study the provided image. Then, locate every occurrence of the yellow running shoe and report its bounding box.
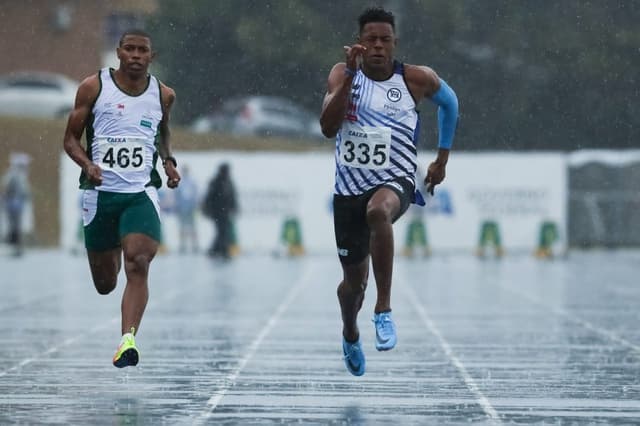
[112,327,139,368]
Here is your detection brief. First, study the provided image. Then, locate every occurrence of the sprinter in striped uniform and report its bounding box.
[63,29,180,368]
[320,7,459,376]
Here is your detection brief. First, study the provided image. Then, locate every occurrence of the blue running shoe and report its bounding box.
[373,311,397,351]
[342,337,365,376]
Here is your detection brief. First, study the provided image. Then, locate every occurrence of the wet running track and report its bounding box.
[0,250,639,425]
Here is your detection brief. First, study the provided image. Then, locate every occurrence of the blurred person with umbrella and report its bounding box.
[202,162,238,260]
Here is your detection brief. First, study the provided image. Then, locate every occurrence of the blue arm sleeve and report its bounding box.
[430,78,459,150]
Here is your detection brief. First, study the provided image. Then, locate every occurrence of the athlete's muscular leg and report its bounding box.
[87,249,122,294]
[366,188,401,314]
[338,259,369,342]
[121,233,159,335]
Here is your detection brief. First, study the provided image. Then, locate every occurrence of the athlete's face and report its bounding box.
[359,22,396,72]
[117,35,154,77]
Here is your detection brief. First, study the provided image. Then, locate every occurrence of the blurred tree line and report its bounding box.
[148,0,638,151]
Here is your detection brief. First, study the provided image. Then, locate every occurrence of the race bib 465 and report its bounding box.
[95,137,148,172]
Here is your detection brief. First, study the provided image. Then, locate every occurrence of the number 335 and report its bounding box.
[342,140,387,167]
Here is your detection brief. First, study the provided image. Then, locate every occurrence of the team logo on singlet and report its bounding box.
[386,88,402,102]
[101,102,125,116]
[346,83,362,122]
[140,113,155,129]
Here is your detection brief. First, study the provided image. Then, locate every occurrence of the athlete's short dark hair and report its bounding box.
[119,29,152,46]
[358,7,395,33]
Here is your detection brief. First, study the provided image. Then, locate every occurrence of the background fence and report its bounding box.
[568,151,640,248]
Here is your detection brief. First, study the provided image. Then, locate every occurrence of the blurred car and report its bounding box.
[0,71,79,119]
[190,95,323,140]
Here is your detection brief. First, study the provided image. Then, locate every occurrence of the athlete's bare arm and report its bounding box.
[405,64,450,194]
[320,44,366,138]
[403,64,441,102]
[158,84,180,188]
[63,74,102,186]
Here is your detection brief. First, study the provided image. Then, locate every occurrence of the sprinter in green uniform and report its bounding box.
[63,29,180,368]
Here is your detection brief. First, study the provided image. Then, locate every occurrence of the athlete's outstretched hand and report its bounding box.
[343,44,366,72]
[84,163,103,186]
[164,162,181,189]
[424,160,446,196]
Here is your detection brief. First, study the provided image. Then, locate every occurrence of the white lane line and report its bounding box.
[401,283,503,425]
[0,292,60,313]
[0,317,118,378]
[198,263,314,421]
[0,289,181,378]
[498,283,640,353]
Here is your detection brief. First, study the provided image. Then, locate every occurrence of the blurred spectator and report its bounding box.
[202,163,238,259]
[2,153,31,256]
[402,206,430,258]
[174,165,200,254]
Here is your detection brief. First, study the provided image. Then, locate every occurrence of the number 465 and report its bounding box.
[102,146,143,168]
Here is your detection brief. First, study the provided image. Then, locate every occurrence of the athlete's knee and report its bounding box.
[338,279,367,299]
[366,203,393,227]
[124,252,152,276]
[93,277,117,295]
[88,250,121,295]
[89,263,118,294]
